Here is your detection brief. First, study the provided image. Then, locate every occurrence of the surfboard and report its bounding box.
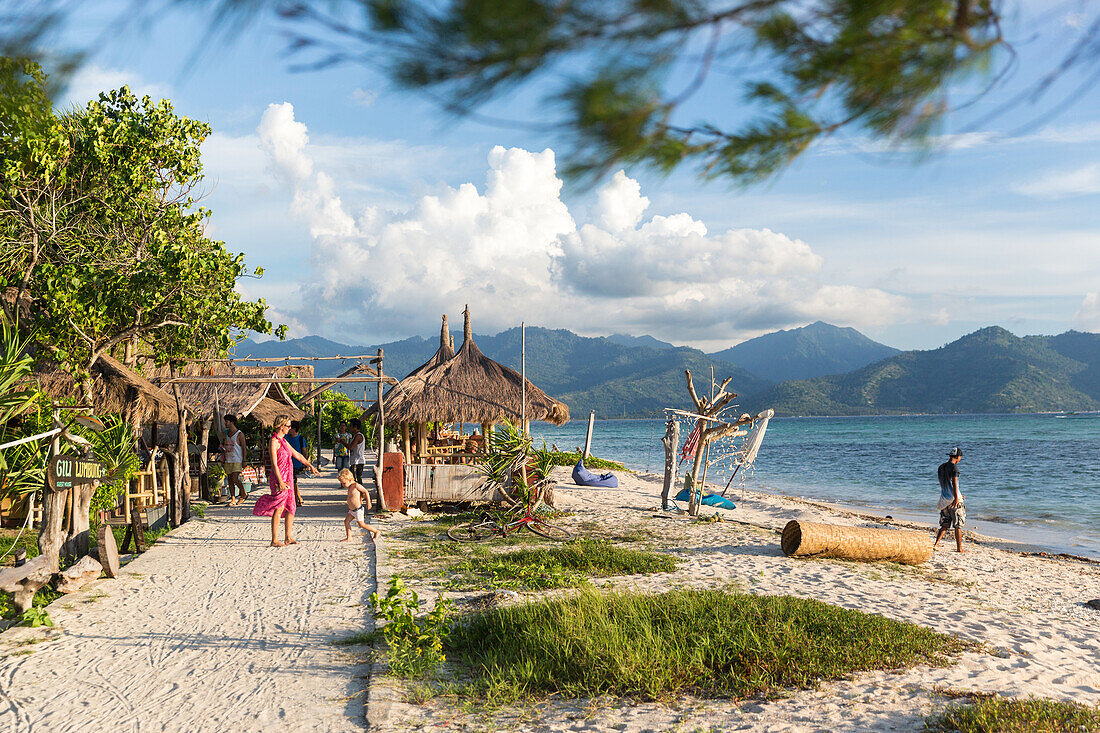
[381,452,404,511]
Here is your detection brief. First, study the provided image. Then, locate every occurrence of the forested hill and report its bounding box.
[238,326,1100,417]
[749,327,1100,416]
[235,328,771,417]
[710,321,899,381]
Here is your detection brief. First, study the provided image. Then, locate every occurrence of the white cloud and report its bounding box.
[60,64,173,108]
[1015,163,1100,198]
[1074,293,1100,332]
[257,103,907,343]
[350,88,377,107]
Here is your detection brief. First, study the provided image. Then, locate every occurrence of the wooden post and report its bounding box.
[661,416,679,510]
[375,348,385,503]
[402,423,411,464]
[315,396,321,471]
[417,421,428,463]
[65,479,98,558]
[582,411,595,459]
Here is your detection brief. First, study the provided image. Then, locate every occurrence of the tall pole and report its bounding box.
[375,348,385,506]
[582,410,595,460]
[520,322,526,435]
[315,397,321,472]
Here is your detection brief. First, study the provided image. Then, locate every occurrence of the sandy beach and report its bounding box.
[0,467,1097,732]
[375,466,1100,732]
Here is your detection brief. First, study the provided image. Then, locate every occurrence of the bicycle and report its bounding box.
[447,483,572,542]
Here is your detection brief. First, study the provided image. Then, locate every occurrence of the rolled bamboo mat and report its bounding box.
[781,519,932,565]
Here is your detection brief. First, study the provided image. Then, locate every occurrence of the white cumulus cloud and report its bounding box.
[1074,293,1100,332]
[257,103,906,342]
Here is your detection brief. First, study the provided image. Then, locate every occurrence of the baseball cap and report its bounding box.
[948,447,963,458]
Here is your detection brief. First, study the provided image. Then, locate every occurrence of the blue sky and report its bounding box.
[42,1,1100,351]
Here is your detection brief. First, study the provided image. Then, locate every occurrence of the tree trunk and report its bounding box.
[661,417,679,510]
[689,433,706,516]
[198,416,212,500]
[37,417,65,583]
[63,480,99,558]
[170,368,190,527]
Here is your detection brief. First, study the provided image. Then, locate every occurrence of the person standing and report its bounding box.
[348,418,367,485]
[286,421,307,506]
[254,415,317,547]
[222,414,248,506]
[934,447,966,553]
[333,421,352,472]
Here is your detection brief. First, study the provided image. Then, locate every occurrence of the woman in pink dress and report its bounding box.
[254,414,317,547]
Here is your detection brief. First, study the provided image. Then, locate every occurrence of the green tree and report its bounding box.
[1,60,280,377]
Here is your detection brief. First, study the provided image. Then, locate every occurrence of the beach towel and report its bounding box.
[674,487,736,510]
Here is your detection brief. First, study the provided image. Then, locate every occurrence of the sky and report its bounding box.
[37,0,1100,352]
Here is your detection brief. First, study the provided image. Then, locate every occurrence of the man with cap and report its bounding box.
[934,447,966,552]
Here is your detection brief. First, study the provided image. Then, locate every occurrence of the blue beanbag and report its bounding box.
[572,459,618,488]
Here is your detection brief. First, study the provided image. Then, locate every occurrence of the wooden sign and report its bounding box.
[48,454,105,491]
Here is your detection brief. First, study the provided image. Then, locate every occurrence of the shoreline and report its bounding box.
[739,483,1100,563]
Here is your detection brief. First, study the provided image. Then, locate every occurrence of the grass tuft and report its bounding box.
[925,695,1100,732]
[448,589,970,703]
[447,539,675,591]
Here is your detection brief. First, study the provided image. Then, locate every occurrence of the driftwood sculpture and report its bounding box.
[781,520,933,565]
[681,370,761,515]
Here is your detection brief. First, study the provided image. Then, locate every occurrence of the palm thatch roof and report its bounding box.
[145,362,309,425]
[368,308,570,426]
[31,354,182,423]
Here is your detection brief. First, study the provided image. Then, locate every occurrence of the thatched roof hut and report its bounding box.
[145,363,309,425]
[370,308,569,426]
[31,354,182,423]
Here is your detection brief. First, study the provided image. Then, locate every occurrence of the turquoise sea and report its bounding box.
[530,414,1100,560]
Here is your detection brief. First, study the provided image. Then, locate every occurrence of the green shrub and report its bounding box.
[449,589,969,703]
[925,695,1100,732]
[369,577,452,677]
[543,451,625,471]
[18,607,53,627]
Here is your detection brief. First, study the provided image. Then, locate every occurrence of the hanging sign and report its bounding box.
[48,454,105,491]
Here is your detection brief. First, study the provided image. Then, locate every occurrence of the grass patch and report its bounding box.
[0,528,40,566]
[544,451,625,471]
[448,589,970,703]
[447,539,675,591]
[333,631,378,646]
[110,523,171,552]
[925,695,1100,732]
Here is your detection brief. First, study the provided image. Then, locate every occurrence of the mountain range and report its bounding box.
[235,323,1100,418]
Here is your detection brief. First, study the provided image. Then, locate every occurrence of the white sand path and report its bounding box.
[0,475,376,733]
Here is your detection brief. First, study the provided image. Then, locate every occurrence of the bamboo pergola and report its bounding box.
[145,362,311,426]
[366,308,569,466]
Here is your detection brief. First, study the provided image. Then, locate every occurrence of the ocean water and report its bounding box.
[530,414,1100,560]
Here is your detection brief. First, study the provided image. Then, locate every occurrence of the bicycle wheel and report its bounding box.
[448,522,496,542]
[527,519,572,541]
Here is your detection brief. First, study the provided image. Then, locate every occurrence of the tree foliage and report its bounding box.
[0,58,281,380]
[6,2,1099,184]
